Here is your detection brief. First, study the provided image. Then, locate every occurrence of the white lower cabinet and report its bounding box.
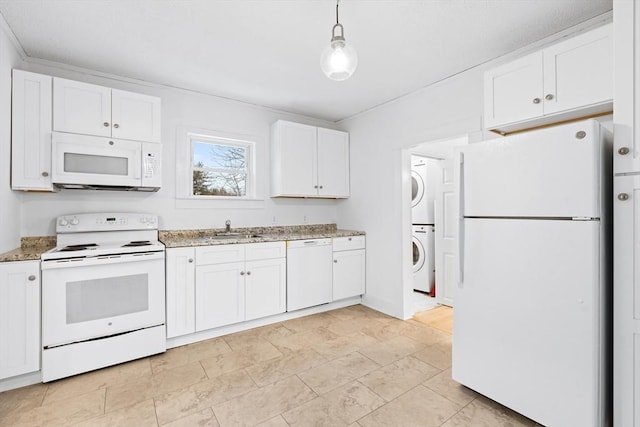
[166,242,286,337]
[0,261,40,380]
[196,261,245,330]
[332,236,366,301]
[165,247,196,338]
[245,258,286,321]
[196,242,286,330]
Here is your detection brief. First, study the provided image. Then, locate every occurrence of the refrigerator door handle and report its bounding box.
[457,152,465,287]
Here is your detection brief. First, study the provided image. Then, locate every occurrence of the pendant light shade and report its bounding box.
[321,1,357,81]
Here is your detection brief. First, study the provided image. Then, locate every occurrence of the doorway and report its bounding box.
[406,135,468,318]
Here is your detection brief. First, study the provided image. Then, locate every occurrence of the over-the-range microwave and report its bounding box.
[51,132,162,191]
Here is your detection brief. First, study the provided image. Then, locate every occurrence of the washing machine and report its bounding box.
[413,224,435,293]
[411,156,437,225]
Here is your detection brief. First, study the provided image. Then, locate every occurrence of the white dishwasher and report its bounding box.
[286,238,333,311]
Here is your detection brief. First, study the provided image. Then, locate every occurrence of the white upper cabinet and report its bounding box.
[271,121,317,196]
[484,52,544,128]
[485,23,612,134]
[111,89,162,142]
[614,1,640,175]
[271,120,350,198]
[11,70,54,191]
[53,78,161,143]
[317,128,350,198]
[53,78,111,137]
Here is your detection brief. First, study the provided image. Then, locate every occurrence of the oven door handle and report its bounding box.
[41,251,164,270]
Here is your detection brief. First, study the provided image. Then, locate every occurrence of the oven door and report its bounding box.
[41,251,165,348]
[51,132,142,187]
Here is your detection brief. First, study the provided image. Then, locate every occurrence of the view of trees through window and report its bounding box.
[192,140,248,196]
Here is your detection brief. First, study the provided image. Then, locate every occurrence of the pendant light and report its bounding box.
[320,0,358,81]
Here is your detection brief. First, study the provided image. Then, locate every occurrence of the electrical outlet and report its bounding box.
[303,215,308,223]
[272,215,276,224]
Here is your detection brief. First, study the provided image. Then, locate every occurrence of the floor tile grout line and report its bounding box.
[102,386,107,415]
[435,395,478,427]
[152,397,160,427]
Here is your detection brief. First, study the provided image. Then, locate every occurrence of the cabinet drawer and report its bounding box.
[196,244,245,265]
[245,241,286,261]
[333,235,365,252]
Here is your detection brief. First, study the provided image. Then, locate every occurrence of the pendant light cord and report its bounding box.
[336,0,340,24]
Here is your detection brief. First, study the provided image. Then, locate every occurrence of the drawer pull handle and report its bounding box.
[28,275,36,281]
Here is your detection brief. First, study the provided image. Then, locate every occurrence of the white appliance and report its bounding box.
[286,238,333,311]
[411,156,437,225]
[41,212,166,382]
[51,132,162,191]
[452,120,611,427]
[413,225,435,293]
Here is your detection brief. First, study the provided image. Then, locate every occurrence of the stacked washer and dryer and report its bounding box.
[411,156,437,293]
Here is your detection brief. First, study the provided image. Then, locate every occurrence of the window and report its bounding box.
[189,134,254,198]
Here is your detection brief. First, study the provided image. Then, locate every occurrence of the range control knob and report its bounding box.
[70,217,79,225]
[59,218,69,226]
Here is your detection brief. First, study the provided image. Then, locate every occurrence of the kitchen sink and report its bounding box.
[211,233,262,239]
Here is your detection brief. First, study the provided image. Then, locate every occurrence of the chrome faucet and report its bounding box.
[225,219,231,234]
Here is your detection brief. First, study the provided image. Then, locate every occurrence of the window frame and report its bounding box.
[184,131,256,200]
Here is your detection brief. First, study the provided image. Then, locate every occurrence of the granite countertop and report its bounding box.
[160,224,365,248]
[0,224,366,261]
[0,236,56,262]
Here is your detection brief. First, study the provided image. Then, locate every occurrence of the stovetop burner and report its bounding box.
[122,240,152,247]
[59,243,99,252]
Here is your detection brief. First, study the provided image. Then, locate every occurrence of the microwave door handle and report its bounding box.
[133,150,141,180]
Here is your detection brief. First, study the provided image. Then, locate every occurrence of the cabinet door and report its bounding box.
[0,261,40,379]
[166,247,195,338]
[195,262,245,330]
[317,128,350,198]
[332,249,365,301]
[111,89,161,143]
[543,23,612,115]
[614,2,640,175]
[245,258,286,321]
[613,174,640,427]
[11,70,53,191]
[271,121,317,196]
[53,78,111,137]
[483,51,543,129]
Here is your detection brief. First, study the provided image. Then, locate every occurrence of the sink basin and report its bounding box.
[211,233,262,239]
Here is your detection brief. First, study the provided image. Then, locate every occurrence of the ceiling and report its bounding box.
[0,0,612,122]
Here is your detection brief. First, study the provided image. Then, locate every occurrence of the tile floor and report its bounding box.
[0,304,541,427]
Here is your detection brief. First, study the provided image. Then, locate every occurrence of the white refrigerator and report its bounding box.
[452,119,612,427]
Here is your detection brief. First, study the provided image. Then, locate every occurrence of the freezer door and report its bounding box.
[453,218,607,427]
[462,120,602,218]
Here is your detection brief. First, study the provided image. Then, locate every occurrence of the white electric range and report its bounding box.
[40,212,166,382]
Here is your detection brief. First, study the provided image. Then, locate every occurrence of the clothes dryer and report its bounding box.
[411,157,436,225]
